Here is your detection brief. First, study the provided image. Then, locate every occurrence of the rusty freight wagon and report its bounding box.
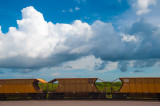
[48,78,106,99]
[0,79,47,99]
[112,77,160,99]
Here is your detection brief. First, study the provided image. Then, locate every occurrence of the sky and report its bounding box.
[0,0,160,81]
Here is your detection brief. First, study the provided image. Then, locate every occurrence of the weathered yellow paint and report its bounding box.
[119,77,160,93]
[37,79,48,83]
[156,79,160,92]
[49,78,99,93]
[0,79,47,94]
[130,78,136,93]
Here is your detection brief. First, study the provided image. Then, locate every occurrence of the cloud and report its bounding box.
[0,6,93,69]
[118,61,129,72]
[62,10,66,12]
[63,65,72,69]
[75,0,86,4]
[1,6,160,71]
[75,7,80,11]
[69,9,73,12]
[133,0,156,15]
[0,70,4,74]
[133,59,160,68]
[117,59,160,72]
[52,72,60,77]
[63,55,102,70]
[95,62,108,70]
[118,0,121,3]
[62,7,80,13]
[133,69,144,73]
[11,69,38,73]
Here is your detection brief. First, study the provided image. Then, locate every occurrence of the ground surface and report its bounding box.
[0,100,160,106]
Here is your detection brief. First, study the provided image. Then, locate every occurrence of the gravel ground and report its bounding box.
[0,100,160,106]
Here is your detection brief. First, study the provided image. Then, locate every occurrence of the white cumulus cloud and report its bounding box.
[1,6,160,71]
[133,0,156,15]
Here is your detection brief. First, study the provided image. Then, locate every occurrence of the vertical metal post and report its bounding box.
[47,83,49,92]
[42,83,43,92]
[105,81,107,93]
[52,82,53,92]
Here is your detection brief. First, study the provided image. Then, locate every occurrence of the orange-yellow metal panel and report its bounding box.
[81,84,86,92]
[4,85,10,93]
[14,84,19,93]
[76,83,81,92]
[70,80,75,93]
[0,84,3,93]
[148,79,156,93]
[76,80,81,84]
[119,78,130,93]
[130,78,136,93]
[0,79,47,94]
[136,79,143,93]
[155,79,160,93]
[65,83,70,92]
[88,84,93,92]
[119,77,160,93]
[9,84,15,93]
[28,84,37,93]
[60,84,64,92]
[142,79,149,93]
[37,79,47,83]
[53,78,99,93]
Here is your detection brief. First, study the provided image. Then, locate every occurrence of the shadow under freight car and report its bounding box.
[1,97,160,101]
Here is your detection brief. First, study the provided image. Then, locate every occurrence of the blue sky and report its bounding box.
[0,0,160,81]
[0,0,129,33]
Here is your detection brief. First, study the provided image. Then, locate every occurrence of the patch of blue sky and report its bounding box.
[1,66,159,81]
[0,0,129,33]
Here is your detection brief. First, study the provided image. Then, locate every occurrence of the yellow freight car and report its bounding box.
[112,77,160,99]
[48,78,105,99]
[0,79,47,99]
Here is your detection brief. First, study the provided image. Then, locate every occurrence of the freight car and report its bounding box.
[1,77,160,100]
[48,78,106,99]
[111,77,160,99]
[0,79,47,99]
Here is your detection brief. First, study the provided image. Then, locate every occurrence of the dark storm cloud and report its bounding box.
[118,61,129,72]
[94,61,108,70]
[133,59,160,68]
[124,19,160,60]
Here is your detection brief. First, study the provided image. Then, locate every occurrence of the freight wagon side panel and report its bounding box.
[4,84,10,93]
[15,84,20,93]
[89,83,94,92]
[26,80,34,93]
[119,78,130,93]
[0,81,3,93]
[65,80,70,92]
[119,78,160,94]
[142,79,149,93]
[148,79,155,93]
[130,78,136,93]
[81,79,87,92]
[75,80,81,92]
[136,79,143,93]
[52,78,99,93]
[9,81,15,93]
[155,79,160,93]
[0,79,43,94]
[70,80,75,93]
